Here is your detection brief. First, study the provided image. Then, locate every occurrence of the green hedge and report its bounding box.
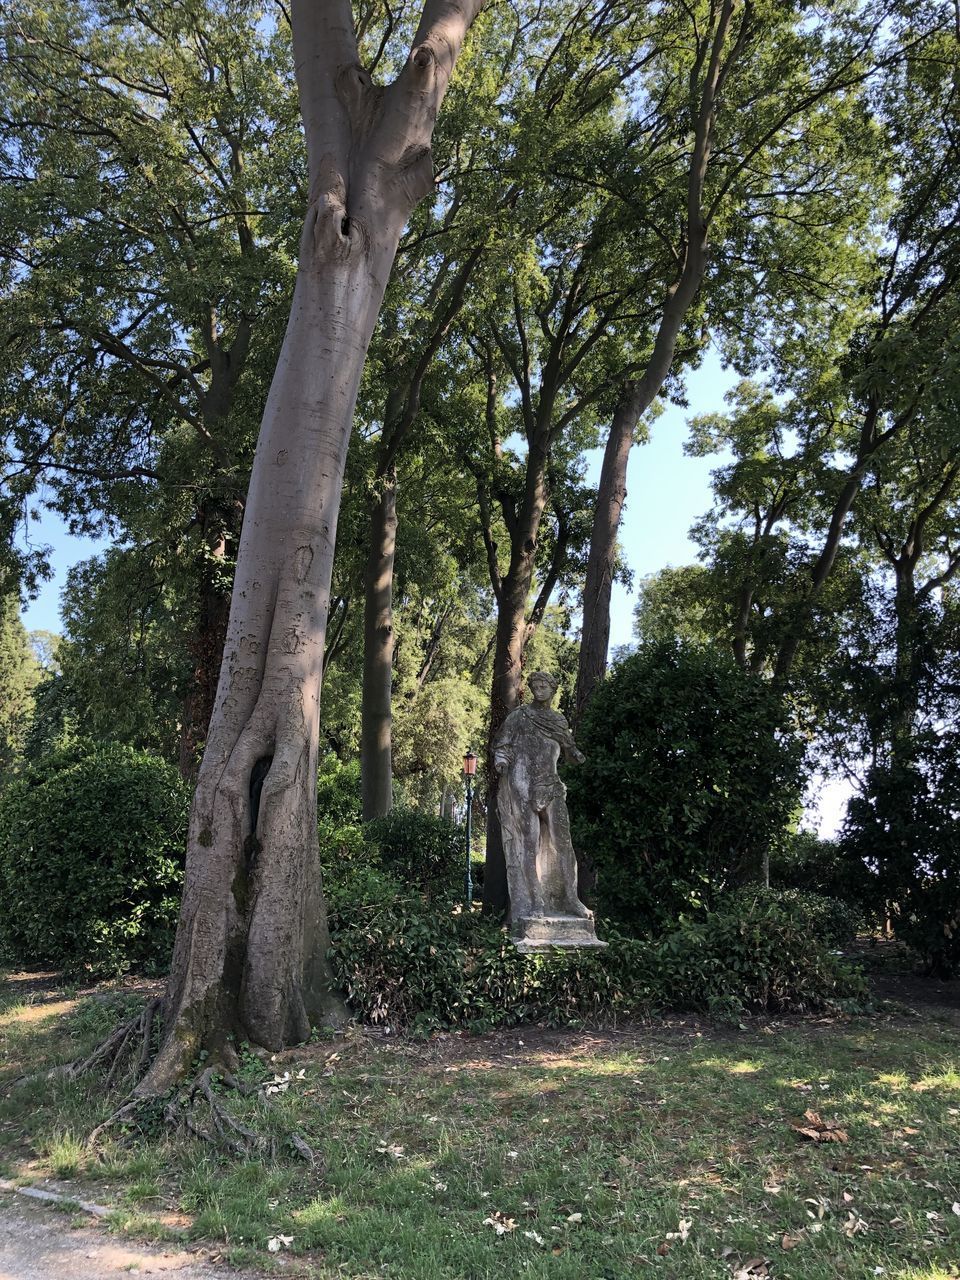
[328,868,867,1034]
[364,806,464,899]
[0,743,188,974]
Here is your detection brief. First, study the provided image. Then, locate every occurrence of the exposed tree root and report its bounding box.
[6,997,163,1094]
[10,995,321,1163]
[87,1064,318,1164]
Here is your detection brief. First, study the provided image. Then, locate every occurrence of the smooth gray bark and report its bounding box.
[140,0,485,1095]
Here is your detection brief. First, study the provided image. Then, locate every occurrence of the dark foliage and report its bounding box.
[364,806,464,898]
[568,640,805,933]
[0,743,188,974]
[842,742,960,978]
[327,865,866,1033]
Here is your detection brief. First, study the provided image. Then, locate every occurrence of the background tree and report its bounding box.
[573,0,906,717]
[0,595,40,779]
[0,0,301,769]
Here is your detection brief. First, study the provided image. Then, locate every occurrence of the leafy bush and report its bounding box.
[364,806,465,898]
[326,866,865,1033]
[770,830,878,916]
[722,887,864,950]
[0,743,189,974]
[317,756,362,825]
[842,749,960,978]
[568,639,805,934]
[655,891,868,1019]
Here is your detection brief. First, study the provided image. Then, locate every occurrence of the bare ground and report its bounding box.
[0,1188,268,1280]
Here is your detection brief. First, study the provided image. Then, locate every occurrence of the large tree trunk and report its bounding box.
[138,0,484,1096]
[361,468,397,820]
[573,393,636,723]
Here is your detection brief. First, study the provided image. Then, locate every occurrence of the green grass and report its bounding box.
[0,979,957,1278]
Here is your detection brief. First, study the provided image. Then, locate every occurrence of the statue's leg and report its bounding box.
[545,794,591,918]
[502,799,544,924]
[523,809,545,916]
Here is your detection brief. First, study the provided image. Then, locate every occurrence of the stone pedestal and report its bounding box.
[510,913,608,953]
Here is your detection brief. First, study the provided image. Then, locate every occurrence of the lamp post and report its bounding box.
[463,750,477,907]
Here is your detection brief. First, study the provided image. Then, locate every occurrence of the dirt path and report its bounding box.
[0,1190,265,1280]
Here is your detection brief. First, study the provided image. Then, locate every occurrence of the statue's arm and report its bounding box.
[493,713,518,775]
[554,716,585,765]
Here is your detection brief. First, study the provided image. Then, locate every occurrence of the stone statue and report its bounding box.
[493,671,605,951]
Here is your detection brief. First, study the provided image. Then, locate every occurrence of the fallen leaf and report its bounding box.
[842,1210,869,1238]
[566,1212,583,1225]
[843,1190,855,1203]
[733,1258,769,1279]
[790,1110,849,1143]
[781,1233,803,1250]
[266,1235,294,1253]
[376,1143,405,1159]
[523,1230,545,1246]
[656,1241,671,1256]
[805,1195,831,1220]
[483,1212,517,1236]
[665,1217,693,1243]
[952,1202,960,1216]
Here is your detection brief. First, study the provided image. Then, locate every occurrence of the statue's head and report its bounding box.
[527,671,559,705]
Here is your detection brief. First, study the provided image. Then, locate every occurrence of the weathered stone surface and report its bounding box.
[511,914,608,952]
[493,671,605,950]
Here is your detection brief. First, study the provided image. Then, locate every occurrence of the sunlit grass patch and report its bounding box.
[41,1130,85,1178]
[0,981,959,1278]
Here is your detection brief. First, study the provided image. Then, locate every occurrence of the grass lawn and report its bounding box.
[0,973,958,1279]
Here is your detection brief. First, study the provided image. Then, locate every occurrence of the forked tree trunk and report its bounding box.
[361,468,397,820]
[138,0,484,1096]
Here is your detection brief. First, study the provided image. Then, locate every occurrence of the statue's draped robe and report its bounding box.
[494,705,589,923]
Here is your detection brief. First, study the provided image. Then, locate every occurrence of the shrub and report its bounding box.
[655,891,868,1018]
[722,887,864,950]
[842,749,960,978]
[364,806,465,899]
[0,743,189,974]
[316,756,362,825]
[568,639,805,934]
[770,830,879,916]
[326,866,865,1033]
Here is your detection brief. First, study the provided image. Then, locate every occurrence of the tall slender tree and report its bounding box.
[573,0,939,717]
